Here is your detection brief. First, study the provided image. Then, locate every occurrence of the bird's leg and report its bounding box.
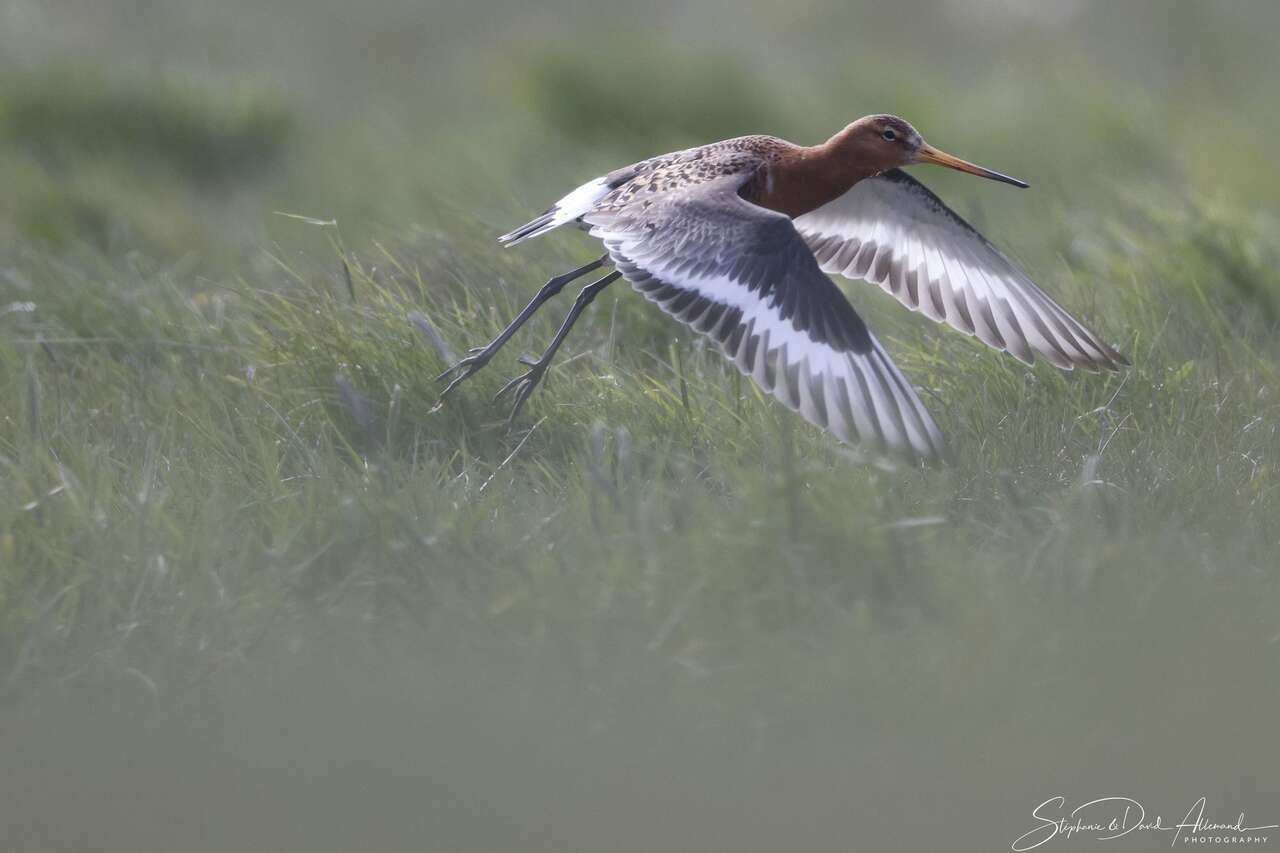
[494,269,622,424]
[436,254,609,400]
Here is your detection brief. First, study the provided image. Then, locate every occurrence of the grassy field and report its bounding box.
[2,1,1279,850]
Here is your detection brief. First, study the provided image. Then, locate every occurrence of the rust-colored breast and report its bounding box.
[751,147,875,219]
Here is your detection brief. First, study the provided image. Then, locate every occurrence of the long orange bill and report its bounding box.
[915,143,1028,188]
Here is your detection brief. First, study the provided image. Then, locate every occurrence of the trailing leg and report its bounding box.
[495,270,622,424]
[436,254,608,401]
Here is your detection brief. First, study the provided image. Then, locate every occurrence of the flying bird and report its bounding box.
[438,115,1126,461]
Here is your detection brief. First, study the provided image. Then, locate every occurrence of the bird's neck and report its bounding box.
[754,135,884,219]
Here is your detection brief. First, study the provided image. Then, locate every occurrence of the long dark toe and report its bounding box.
[438,372,470,400]
[436,351,487,384]
[506,383,537,425]
[493,372,526,401]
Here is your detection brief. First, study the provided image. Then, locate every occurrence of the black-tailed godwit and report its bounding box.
[438,115,1126,461]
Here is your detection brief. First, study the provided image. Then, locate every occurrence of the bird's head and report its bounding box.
[838,114,1028,188]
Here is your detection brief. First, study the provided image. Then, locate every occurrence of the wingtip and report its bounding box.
[886,434,949,467]
[921,430,952,467]
[906,444,950,468]
[884,411,950,467]
[1081,343,1130,372]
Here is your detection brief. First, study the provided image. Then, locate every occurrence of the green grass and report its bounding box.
[3,190,1276,693]
[1,2,1279,849]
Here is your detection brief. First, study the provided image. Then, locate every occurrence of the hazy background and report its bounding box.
[1,1,1278,850]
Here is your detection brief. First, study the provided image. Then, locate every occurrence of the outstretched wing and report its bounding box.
[585,171,946,462]
[793,169,1126,371]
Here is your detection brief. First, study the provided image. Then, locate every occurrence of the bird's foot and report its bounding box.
[493,355,548,425]
[435,345,495,403]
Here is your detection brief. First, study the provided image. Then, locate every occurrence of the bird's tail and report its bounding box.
[498,211,557,246]
[498,175,613,247]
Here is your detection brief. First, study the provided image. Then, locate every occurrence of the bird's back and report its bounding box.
[500,135,794,246]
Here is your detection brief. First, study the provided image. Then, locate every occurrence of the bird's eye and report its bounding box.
[882,129,897,141]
